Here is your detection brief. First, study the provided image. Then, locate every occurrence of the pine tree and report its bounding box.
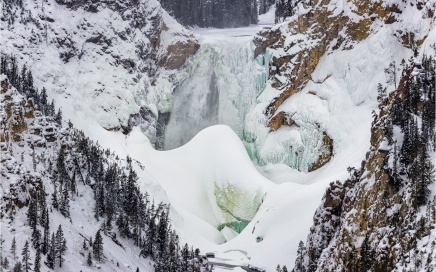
[55,108,62,125]
[41,213,50,254]
[181,243,190,271]
[26,70,35,98]
[157,206,169,258]
[294,241,305,272]
[87,252,92,266]
[40,87,48,114]
[59,183,70,217]
[26,198,38,229]
[377,83,387,103]
[93,230,104,262]
[414,147,434,207]
[31,228,41,249]
[21,240,30,272]
[2,257,9,269]
[55,225,67,267]
[20,64,27,94]
[40,206,48,228]
[71,170,77,197]
[10,237,16,259]
[34,247,41,272]
[82,238,88,251]
[52,183,59,209]
[46,233,55,269]
[12,262,22,272]
[384,61,398,89]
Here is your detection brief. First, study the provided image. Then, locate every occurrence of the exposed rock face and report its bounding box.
[1,0,198,139]
[295,59,436,271]
[257,0,412,125]
[157,39,200,70]
[251,0,434,172]
[309,132,333,172]
[268,111,296,132]
[1,77,60,147]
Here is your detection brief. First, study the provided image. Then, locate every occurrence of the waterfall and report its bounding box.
[163,36,270,150]
[161,31,324,173]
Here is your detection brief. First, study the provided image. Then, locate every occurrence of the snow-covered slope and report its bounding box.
[125,126,273,244]
[2,0,435,271]
[1,0,198,143]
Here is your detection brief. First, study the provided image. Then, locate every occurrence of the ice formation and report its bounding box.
[163,35,270,150]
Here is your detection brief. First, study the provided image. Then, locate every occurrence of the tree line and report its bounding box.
[158,0,258,28]
[1,54,213,271]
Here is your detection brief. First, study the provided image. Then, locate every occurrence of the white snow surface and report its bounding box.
[3,0,435,271]
[84,12,434,272]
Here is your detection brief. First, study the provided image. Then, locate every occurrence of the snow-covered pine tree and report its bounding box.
[41,213,50,254]
[10,237,16,260]
[21,240,30,272]
[55,225,67,267]
[93,230,104,262]
[45,233,55,269]
[87,252,92,266]
[34,247,41,272]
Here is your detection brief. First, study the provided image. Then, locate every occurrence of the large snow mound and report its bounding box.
[127,125,274,243]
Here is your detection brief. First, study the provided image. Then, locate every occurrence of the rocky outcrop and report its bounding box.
[309,132,333,172]
[295,57,436,271]
[0,77,60,147]
[268,111,297,132]
[158,39,200,70]
[2,0,199,139]
[255,0,432,130]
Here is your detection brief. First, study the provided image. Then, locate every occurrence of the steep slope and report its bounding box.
[0,72,212,271]
[2,0,435,271]
[1,0,198,144]
[292,55,435,272]
[248,0,435,173]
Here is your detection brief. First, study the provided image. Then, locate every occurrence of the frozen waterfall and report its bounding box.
[163,35,270,150]
[160,26,327,173]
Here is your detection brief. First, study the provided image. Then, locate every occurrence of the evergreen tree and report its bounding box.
[87,252,92,266]
[26,70,35,98]
[294,241,305,272]
[40,87,48,114]
[46,233,55,269]
[52,183,59,210]
[384,61,398,89]
[20,64,27,94]
[93,230,104,262]
[11,237,16,259]
[26,198,38,229]
[82,238,88,251]
[34,247,41,272]
[41,213,50,254]
[21,240,30,272]
[59,182,70,217]
[377,83,387,104]
[31,228,41,249]
[55,225,67,267]
[12,262,22,272]
[40,206,48,228]
[55,108,62,125]
[414,147,434,207]
[71,170,77,197]
[2,257,9,269]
